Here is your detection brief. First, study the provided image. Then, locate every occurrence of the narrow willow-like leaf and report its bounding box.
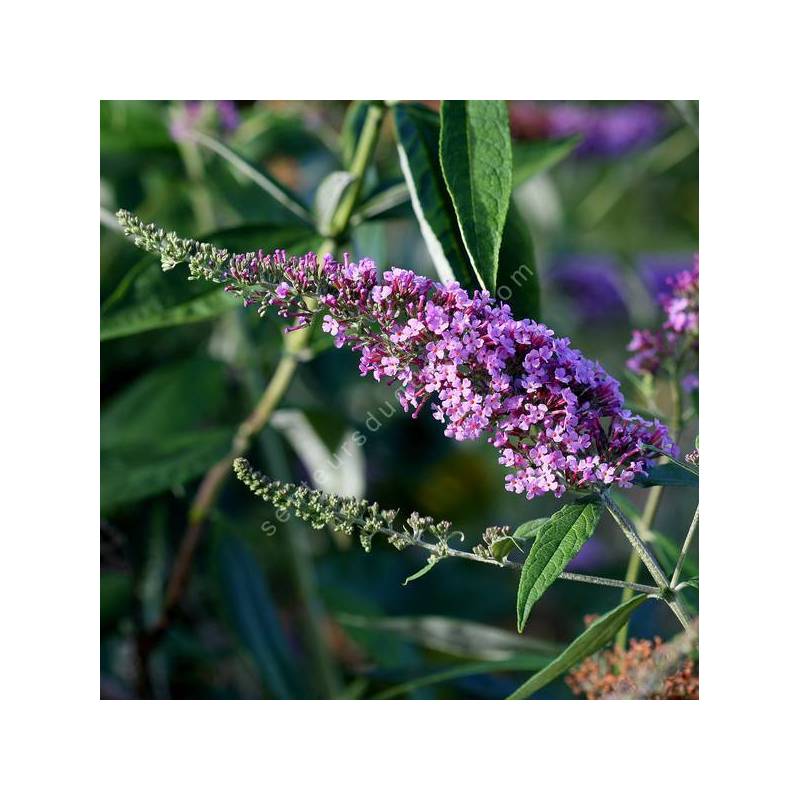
[313,170,355,235]
[403,557,439,586]
[635,462,699,488]
[440,100,512,291]
[351,181,410,225]
[338,614,561,661]
[516,501,603,632]
[189,130,313,226]
[101,427,233,511]
[507,594,650,699]
[512,135,581,187]
[496,200,540,320]
[216,535,297,699]
[101,225,319,339]
[101,288,239,340]
[393,103,475,288]
[374,655,555,700]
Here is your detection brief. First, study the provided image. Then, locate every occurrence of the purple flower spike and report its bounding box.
[219,249,674,500]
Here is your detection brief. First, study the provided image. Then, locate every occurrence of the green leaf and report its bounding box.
[101,288,238,340]
[102,224,319,339]
[215,534,298,699]
[100,427,232,511]
[101,358,229,448]
[403,556,440,586]
[440,100,512,291]
[516,501,603,632]
[491,516,551,561]
[100,572,134,631]
[682,577,699,589]
[351,181,410,225]
[189,130,313,227]
[338,614,561,661]
[490,537,516,561]
[635,463,699,488]
[514,517,550,541]
[507,594,650,699]
[512,135,581,187]
[374,655,555,700]
[313,170,355,235]
[496,200,540,319]
[392,103,475,288]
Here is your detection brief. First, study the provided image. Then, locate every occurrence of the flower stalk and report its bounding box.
[601,492,692,631]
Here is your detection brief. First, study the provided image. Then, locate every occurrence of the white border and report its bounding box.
[3,1,798,796]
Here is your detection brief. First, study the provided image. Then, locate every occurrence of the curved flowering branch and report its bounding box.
[233,457,659,594]
[118,209,675,502]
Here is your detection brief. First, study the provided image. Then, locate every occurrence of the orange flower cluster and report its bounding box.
[566,635,699,700]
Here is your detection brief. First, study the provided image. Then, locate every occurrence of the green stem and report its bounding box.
[601,493,692,631]
[671,505,699,588]
[616,369,686,647]
[330,101,385,236]
[615,485,663,647]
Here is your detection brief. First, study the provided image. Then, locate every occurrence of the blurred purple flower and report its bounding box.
[566,536,610,571]
[549,255,628,324]
[216,100,240,132]
[169,100,240,142]
[637,254,696,301]
[510,101,666,158]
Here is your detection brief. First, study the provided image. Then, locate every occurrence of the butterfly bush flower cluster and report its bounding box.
[627,257,699,383]
[118,210,674,500]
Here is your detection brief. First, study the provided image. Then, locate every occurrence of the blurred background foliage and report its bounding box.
[100,100,698,699]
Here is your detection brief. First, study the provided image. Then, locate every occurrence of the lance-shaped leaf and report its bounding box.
[512,135,581,188]
[338,614,560,661]
[403,556,440,586]
[491,516,550,562]
[188,129,313,227]
[392,103,475,288]
[516,501,603,632]
[216,535,299,699]
[100,427,233,512]
[440,100,512,291]
[507,594,650,699]
[102,224,319,339]
[635,462,699,488]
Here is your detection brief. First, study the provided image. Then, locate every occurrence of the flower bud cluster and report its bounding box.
[234,458,477,559]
